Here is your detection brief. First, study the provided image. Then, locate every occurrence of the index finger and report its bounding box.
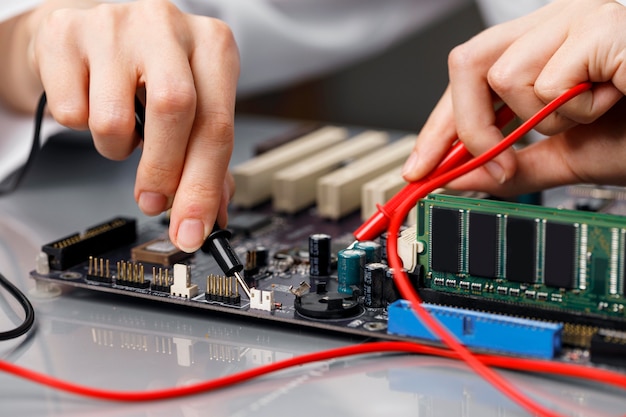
[168,17,240,252]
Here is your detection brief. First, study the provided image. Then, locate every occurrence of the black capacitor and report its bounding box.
[379,227,407,264]
[379,232,390,264]
[309,233,332,277]
[384,267,404,304]
[364,262,387,308]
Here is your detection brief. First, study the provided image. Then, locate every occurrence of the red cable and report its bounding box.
[3,82,625,416]
[385,82,596,417]
[1,340,626,401]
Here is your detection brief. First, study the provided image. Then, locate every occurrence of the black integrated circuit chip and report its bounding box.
[505,216,536,283]
[468,211,498,278]
[544,221,577,289]
[430,207,461,274]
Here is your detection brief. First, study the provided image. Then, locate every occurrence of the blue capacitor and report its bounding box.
[354,240,382,263]
[337,248,366,294]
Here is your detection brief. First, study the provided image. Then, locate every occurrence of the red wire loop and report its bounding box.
[4,82,625,417]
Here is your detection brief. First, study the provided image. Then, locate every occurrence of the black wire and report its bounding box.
[0,94,43,339]
[0,271,35,341]
[0,93,46,196]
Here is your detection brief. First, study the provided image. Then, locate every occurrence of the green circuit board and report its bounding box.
[416,194,626,321]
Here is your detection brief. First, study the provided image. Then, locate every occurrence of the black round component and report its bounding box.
[364,263,386,308]
[309,233,332,277]
[294,291,361,320]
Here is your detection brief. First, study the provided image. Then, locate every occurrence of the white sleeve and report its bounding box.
[0,2,63,183]
[173,0,469,96]
[0,0,468,183]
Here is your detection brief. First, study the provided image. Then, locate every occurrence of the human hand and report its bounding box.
[22,0,239,252]
[402,0,626,195]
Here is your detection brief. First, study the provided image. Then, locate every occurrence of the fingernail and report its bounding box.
[485,161,506,184]
[138,192,168,215]
[402,152,420,177]
[177,219,206,253]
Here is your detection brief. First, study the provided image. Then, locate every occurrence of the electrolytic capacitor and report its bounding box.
[309,233,332,277]
[337,248,366,294]
[364,262,387,308]
[384,267,405,304]
[354,240,382,264]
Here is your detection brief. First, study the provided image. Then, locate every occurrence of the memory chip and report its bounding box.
[131,238,192,266]
[505,216,537,283]
[544,221,577,289]
[468,212,498,278]
[430,207,461,274]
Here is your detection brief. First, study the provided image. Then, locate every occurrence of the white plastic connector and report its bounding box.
[249,288,275,311]
[170,263,198,298]
[397,226,423,273]
[273,130,389,214]
[317,135,412,220]
[232,126,348,208]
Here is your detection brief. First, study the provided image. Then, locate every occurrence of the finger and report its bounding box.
[134,21,197,217]
[486,13,577,135]
[535,4,626,124]
[86,11,139,160]
[448,98,626,195]
[448,2,568,184]
[444,139,577,196]
[168,17,240,252]
[32,9,89,130]
[216,173,235,228]
[402,87,459,182]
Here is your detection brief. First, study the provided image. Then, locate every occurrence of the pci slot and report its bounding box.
[272,130,388,213]
[231,126,348,208]
[316,135,413,220]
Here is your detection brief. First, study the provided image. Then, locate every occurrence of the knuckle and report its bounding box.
[448,43,476,73]
[50,104,88,129]
[89,106,135,139]
[140,159,180,194]
[201,112,235,147]
[148,84,197,117]
[487,63,515,96]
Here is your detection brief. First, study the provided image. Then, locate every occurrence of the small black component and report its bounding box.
[590,329,626,367]
[505,216,537,283]
[309,234,332,277]
[227,213,272,237]
[544,221,577,289]
[116,260,150,289]
[430,207,462,274]
[205,274,241,306]
[43,217,137,270]
[150,266,172,293]
[363,263,386,308]
[294,282,361,319]
[244,246,269,278]
[201,227,243,277]
[86,256,113,284]
[468,212,498,278]
[384,268,402,304]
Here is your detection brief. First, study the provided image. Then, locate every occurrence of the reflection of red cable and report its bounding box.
[2,82,625,416]
[385,82,603,417]
[1,339,626,402]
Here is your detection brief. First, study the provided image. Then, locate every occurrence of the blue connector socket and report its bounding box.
[387,300,562,359]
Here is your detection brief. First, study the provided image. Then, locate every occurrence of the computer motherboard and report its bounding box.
[30,126,626,369]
